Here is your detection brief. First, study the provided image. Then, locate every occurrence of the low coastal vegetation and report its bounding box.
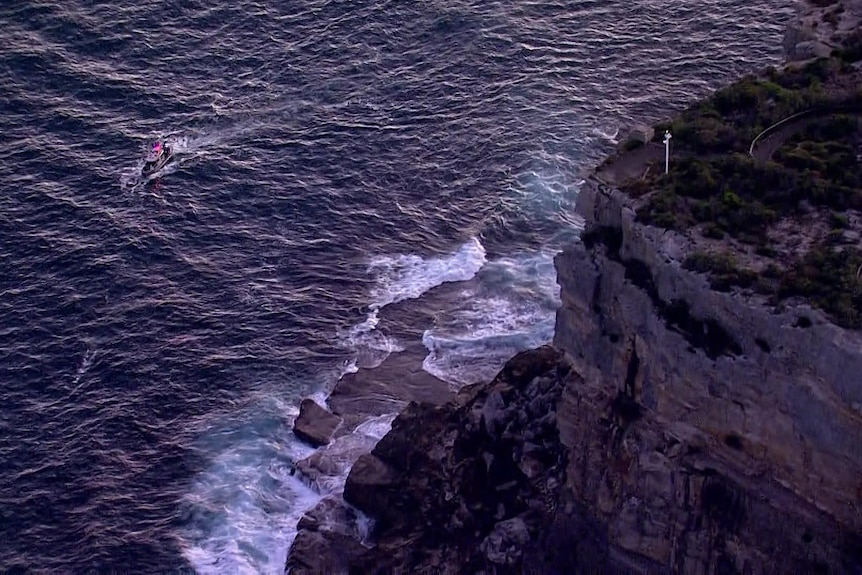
[683,248,862,328]
[619,52,862,327]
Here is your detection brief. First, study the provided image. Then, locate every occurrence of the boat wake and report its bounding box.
[118,119,262,191]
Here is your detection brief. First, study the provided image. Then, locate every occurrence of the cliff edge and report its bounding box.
[286,5,862,573]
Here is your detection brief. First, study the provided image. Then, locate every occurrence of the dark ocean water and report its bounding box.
[0,0,794,572]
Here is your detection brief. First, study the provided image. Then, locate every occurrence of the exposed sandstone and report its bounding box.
[784,0,862,61]
[293,398,342,447]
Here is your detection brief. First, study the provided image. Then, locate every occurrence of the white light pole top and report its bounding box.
[663,130,672,174]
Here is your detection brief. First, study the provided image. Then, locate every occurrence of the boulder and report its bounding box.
[286,497,370,574]
[480,516,531,565]
[285,529,366,575]
[293,398,341,447]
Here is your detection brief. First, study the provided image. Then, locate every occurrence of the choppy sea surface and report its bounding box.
[0,0,795,572]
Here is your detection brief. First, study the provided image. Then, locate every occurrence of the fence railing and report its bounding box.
[748,104,858,157]
[747,109,815,156]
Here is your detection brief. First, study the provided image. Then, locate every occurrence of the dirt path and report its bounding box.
[750,116,821,162]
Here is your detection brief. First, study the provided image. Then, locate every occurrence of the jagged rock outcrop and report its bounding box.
[784,0,862,61]
[288,346,583,574]
[344,347,568,551]
[293,398,343,447]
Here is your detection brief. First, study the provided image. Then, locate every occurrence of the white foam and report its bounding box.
[366,237,487,309]
[71,347,96,390]
[509,166,585,247]
[421,250,560,389]
[591,125,621,144]
[337,237,487,367]
[353,412,397,442]
[338,314,406,369]
[178,391,397,575]
[179,418,321,574]
[296,413,397,495]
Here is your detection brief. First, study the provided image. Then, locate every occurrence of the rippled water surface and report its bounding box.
[0,0,795,571]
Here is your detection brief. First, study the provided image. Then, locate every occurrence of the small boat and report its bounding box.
[141,140,174,177]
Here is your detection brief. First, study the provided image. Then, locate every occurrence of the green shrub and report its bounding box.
[830,212,850,229]
[779,247,862,328]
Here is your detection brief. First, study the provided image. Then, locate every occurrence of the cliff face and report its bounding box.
[552,179,862,573]
[288,179,862,574]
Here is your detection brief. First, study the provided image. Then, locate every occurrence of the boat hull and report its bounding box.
[141,147,173,177]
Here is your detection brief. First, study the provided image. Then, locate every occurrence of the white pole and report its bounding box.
[663,130,672,174]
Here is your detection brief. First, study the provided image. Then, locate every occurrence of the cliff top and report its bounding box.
[595,38,862,328]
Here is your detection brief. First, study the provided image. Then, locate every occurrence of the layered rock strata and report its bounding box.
[285,4,862,571]
[551,178,862,573]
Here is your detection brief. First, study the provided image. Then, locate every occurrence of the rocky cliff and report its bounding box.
[286,4,862,572]
[550,179,862,573]
[287,181,862,575]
